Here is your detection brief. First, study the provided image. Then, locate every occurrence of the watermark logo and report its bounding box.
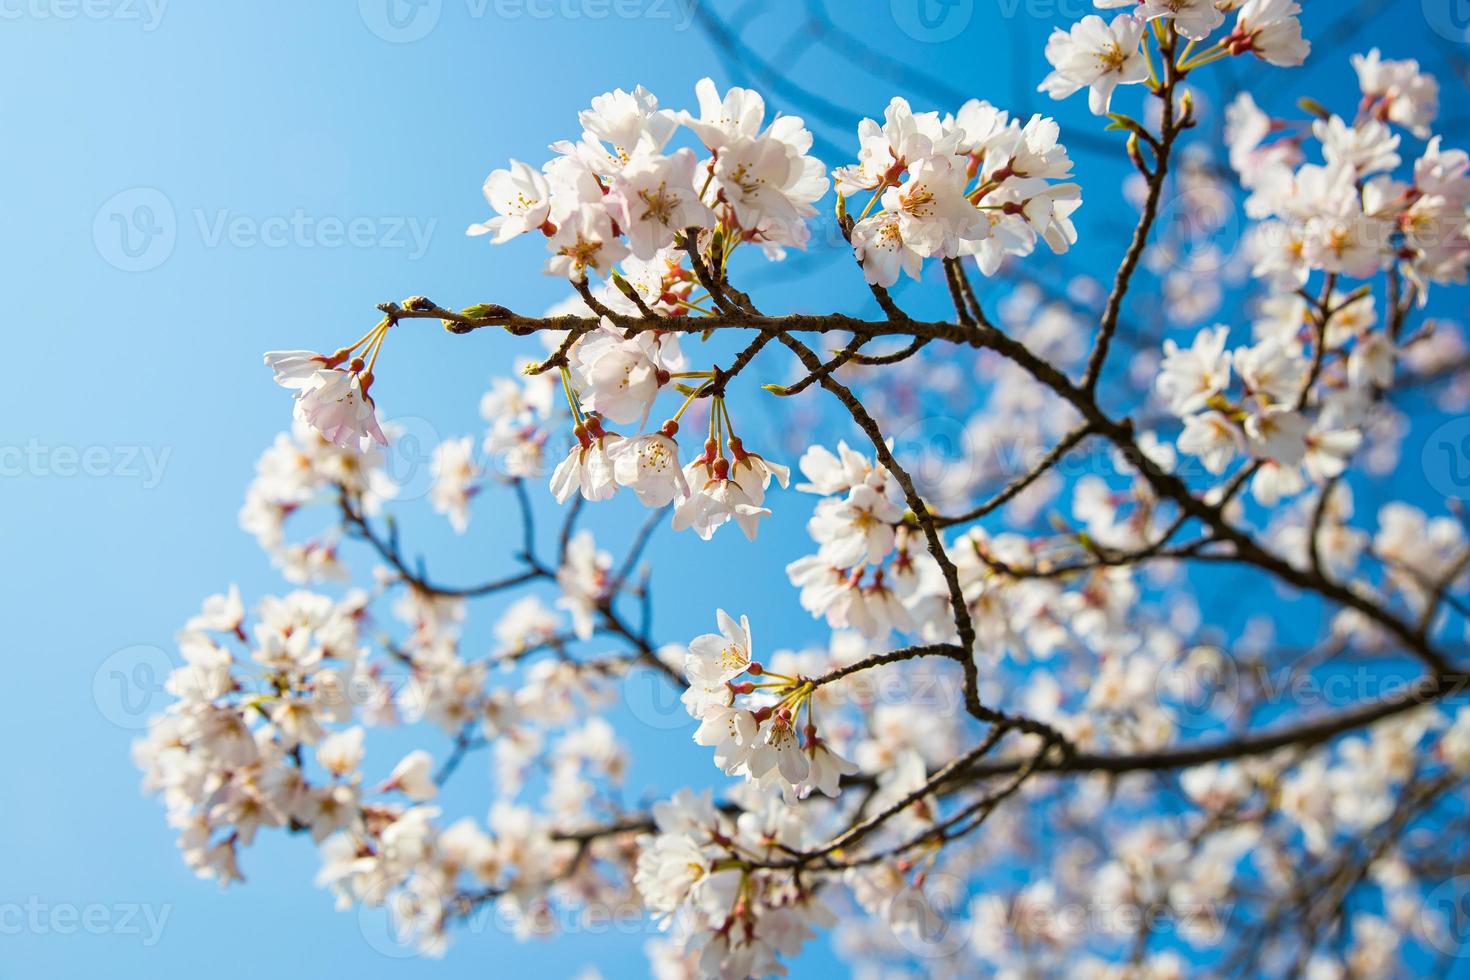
[0,898,171,946]
[361,0,697,41]
[1423,0,1470,42]
[890,0,972,42]
[379,414,445,502]
[1154,183,1241,276]
[893,414,975,508]
[622,662,694,731]
[0,441,171,487]
[1422,875,1470,956]
[1424,416,1470,499]
[889,872,972,960]
[93,644,174,730]
[360,0,441,42]
[94,188,438,271]
[193,209,436,259]
[0,0,168,30]
[1154,646,1240,733]
[93,187,176,273]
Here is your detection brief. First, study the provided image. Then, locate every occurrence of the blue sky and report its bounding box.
[0,1,1461,977]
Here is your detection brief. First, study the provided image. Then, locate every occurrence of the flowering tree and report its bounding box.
[134,2,1470,976]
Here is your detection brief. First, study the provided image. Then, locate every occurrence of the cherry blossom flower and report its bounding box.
[568,318,684,426]
[572,85,678,172]
[1244,405,1310,464]
[679,77,767,150]
[264,349,330,389]
[850,210,924,287]
[467,159,553,243]
[1353,49,1439,138]
[673,453,772,541]
[797,741,859,799]
[429,436,480,533]
[556,530,610,641]
[693,705,760,773]
[1097,0,1224,40]
[265,349,390,453]
[1177,410,1245,474]
[880,155,984,258]
[185,584,245,636]
[832,97,957,195]
[604,148,714,259]
[1039,14,1149,116]
[726,437,791,506]
[1226,0,1309,67]
[710,133,827,243]
[685,609,754,687]
[549,418,624,503]
[545,205,630,280]
[1234,336,1306,406]
[746,712,810,786]
[613,425,689,507]
[316,726,366,778]
[1156,325,1233,414]
[385,758,435,799]
[1226,93,1303,188]
[1316,116,1401,178]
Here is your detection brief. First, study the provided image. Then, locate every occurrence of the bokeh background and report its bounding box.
[1,0,1465,976]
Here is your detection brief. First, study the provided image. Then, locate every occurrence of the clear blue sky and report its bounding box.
[0,2,1456,977]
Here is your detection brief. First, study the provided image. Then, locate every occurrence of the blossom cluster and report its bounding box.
[135,579,639,954]
[838,98,1082,286]
[1229,55,1467,296]
[786,442,948,640]
[471,78,826,274]
[1044,1,1310,118]
[136,1,1470,976]
[681,610,859,801]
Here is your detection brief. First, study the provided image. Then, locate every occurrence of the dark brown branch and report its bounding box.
[1082,34,1183,396]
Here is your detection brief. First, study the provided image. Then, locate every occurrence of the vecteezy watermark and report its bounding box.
[94,188,438,271]
[1422,875,1470,957]
[0,440,170,488]
[995,0,1092,19]
[622,662,694,731]
[0,0,167,30]
[359,0,441,42]
[359,0,697,43]
[1423,0,1470,43]
[93,187,176,272]
[93,644,175,730]
[193,209,436,259]
[487,0,697,28]
[1424,416,1470,500]
[1155,651,1428,735]
[890,0,972,42]
[0,898,171,946]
